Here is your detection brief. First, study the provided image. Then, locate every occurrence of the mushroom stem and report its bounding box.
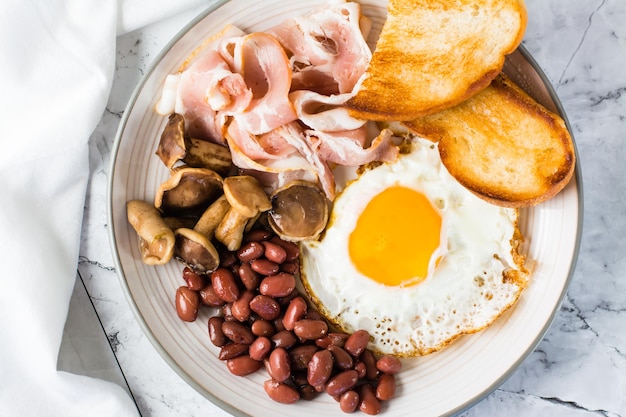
[214,208,249,251]
[193,194,231,238]
[126,200,175,265]
[214,175,272,251]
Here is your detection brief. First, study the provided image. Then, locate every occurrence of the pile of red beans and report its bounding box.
[174,228,401,414]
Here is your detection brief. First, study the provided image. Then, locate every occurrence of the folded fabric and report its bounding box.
[0,0,207,415]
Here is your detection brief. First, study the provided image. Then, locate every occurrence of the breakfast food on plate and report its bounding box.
[346,0,527,120]
[300,137,529,356]
[403,73,576,207]
[123,0,578,413]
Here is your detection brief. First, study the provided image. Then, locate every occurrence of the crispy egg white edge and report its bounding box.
[300,137,530,357]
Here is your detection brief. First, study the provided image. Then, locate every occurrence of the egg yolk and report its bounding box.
[348,186,442,286]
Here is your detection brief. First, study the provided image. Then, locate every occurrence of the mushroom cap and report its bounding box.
[174,228,220,274]
[156,113,186,169]
[154,167,224,217]
[268,180,329,242]
[183,137,233,176]
[223,175,271,218]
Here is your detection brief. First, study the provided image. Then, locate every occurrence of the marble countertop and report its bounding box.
[70,0,626,416]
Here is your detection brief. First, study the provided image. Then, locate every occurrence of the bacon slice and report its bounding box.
[156,48,251,144]
[226,119,296,161]
[276,122,336,200]
[225,119,313,173]
[290,90,365,132]
[308,126,398,166]
[232,32,298,135]
[268,0,372,95]
[156,3,399,202]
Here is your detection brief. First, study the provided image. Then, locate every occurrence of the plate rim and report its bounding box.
[107,1,584,416]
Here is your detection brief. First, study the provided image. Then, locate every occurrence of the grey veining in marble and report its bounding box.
[74,0,626,416]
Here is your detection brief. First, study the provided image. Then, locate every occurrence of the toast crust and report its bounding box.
[347,0,527,121]
[404,73,575,207]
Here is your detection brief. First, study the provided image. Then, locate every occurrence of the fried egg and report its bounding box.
[300,137,528,356]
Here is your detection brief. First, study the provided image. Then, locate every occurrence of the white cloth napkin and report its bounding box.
[0,0,207,415]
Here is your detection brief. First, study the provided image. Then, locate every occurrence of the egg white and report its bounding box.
[300,137,528,356]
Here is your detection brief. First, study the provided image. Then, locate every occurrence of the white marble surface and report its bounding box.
[75,0,626,416]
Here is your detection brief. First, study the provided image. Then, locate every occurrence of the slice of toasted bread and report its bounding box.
[403,73,575,208]
[346,0,527,121]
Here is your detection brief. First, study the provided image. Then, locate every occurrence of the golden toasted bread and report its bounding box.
[346,0,527,121]
[403,73,575,208]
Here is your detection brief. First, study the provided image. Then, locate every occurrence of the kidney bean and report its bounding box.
[221,303,235,322]
[294,319,328,340]
[268,347,291,383]
[182,267,206,291]
[251,319,275,337]
[211,268,240,303]
[273,317,286,332]
[175,286,199,322]
[354,360,367,379]
[263,379,300,404]
[243,228,272,243]
[259,273,296,298]
[237,241,264,262]
[328,345,354,370]
[307,349,333,390]
[269,236,300,261]
[376,355,402,375]
[340,390,360,413]
[249,336,272,361]
[219,250,237,268]
[360,349,379,381]
[326,370,359,397]
[238,263,260,291]
[231,290,255,322]
[278,288,298,306]
[282,296,307,331]
[376,373,396,401]
[279,260,299,274]
[292,370,309,388]
[250,258,279,276]
[199,283,225,307]
[289,345,319,371]
[328,332,349,347]
[344,329,370,357]
[222,321,255,345]
[218,343,249,361]
[249,295,281,321]
[261,240,287,264]
[298,383,318,401]
[271,330,297,349]
[359,384,381,415]
[208,317,227,347]
[226,355,262,376]
[305,309,323,321]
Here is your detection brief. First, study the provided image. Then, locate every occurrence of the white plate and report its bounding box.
[108,1,583,415]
